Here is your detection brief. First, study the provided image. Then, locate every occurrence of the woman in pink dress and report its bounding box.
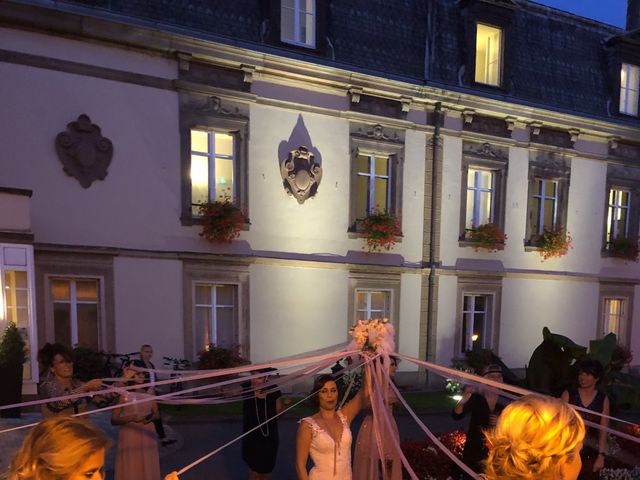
[112,369,161,480]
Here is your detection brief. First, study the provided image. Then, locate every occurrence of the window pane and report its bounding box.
[375,157,388,176]
[195,285,211,306]
[532,197,542,234]
[370,291,386,312]
[474,296,486,311]
[195,306,211,349]
[216,285,235,306]
[214,158,234,201]
[465,191,475,230]
[356,292,367,311]
[473,313,485,346]
[545,180,557,198]
[356,154,370,174]
[214,133,234,157]
[282,0,294,8]
[462,312,472,352]
[374,178,389,211]
[463,295,472,311]
[356,176,369,218]
[216,307,235,347]
[280,5,295,42]
[478,191,492,224]
[191,130,209,154]
[543,199,555,229]
[475,24,502,86]
[77,304,99,350]
[303,11,315,45]
[54,303,72,347]
[5,271,27,289]
[191,155,209,206]
[76,281,98,302]
[51,280,70,302]
[620,190,630,206]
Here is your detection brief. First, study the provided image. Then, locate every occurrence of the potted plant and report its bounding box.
[0,321,27,418]
[361,209,402,253]
[197,198,248,244]
[535,226,572,261]
[608,237,639,262]
[467,223,507,252]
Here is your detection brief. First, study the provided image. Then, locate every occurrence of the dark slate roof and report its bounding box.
[46,0,634,123]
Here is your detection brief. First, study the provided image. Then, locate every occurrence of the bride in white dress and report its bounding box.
[296,374,366,480]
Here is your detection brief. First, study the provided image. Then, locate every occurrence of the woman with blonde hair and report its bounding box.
[483,394,585,480]
[7,416,110,480]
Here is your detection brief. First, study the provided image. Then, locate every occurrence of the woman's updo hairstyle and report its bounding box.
[308,374,337,409]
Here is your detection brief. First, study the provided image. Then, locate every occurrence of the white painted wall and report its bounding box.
[397,272,423,371]
[113,256,183,360]
[435,274,458,369]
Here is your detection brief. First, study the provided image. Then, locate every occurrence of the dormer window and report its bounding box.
[475,23,503,86]
[620,63,639,116]
[280,0,316,48]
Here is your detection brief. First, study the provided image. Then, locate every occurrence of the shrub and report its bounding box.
[608,237,639,262]
[467,223,506,252]
[362,209,402,253]
[198,199,247,244]
[401,430,466,479]
[198,344,249,370]
[535,226,572,261]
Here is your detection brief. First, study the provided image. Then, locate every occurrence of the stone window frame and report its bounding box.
[348,125,404,233]
[182,261,250,362]
[36,252,115,352]
[597,283,634,347]
[459,142,508,242]
[179,92,249,226]
[602,165,640,255]
[455,276,502,356]
[524,152,571,246]
[348,270,401,338]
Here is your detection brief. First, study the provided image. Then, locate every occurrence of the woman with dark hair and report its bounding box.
[37,343,104,418]
[452,364,508,475]
[242,368,284,480]
[295,373,366,480]
[561,358,610,479]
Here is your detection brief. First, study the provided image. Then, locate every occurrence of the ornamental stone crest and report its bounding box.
[280,146,322,204]
[55,114,113,188]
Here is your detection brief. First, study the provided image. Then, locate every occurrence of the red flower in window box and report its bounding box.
[535,226,572,261]
[197,199,247,244]
[608,236,640,262]
[361,209,402,253]
[468,223,507,252]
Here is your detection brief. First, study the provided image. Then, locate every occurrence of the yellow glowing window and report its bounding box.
[603,297,625,338]
[475,24,502,86]
[51,278,100,350]
[356,289,391,322]
[194,284,237,350]
[606,188,630,242]
[356,153,391,219]
[462,294,490,353]
[532,179,558,234]
[190,129,236,215]
[281,0,316,48]
[466,168,494,229]
[620,63,639,116]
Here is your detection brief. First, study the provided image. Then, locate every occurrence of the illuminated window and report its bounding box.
[620,63,639,116]
[190,129,236,215]
[602,297,625,338]
[281,0,316,48]
[355,289,391,322]
[532,179,558,234]
[355,154,391,218]
[461,294,493,353]
[194,284,237,350]
[466,168,494,229]
[51,279,100,350]
[606,188,630,242]
[475,24,502,86]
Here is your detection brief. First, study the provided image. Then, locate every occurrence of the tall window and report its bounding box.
[532,179,558,234]
[51,279,100,350]
[461,294,492,353]
[281,0,316,48]
[602,297,625,338]
[356,154,391,218]
[355,289,391,321]
[190,129,235,215]
[194,284,237,350]
[475,24,502,86]
[466,168,494,229]
[620,63,639,116]
[606,188,630,242]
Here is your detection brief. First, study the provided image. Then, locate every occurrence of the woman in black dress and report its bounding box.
[451,364,507,476]
[561,359,610,480]
[242,368,283,480]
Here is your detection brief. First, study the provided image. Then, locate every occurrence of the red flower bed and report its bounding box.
[362,210,402,253]
[401,430,466,479]
[608,236,640,262]
[535,226,572,261]
[197,199,247,244]
[467,223,507,252]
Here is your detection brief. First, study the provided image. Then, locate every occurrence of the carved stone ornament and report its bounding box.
[55,114,113,188]
[280,146,322,204]
[354,124,402,143]
[463,141,508,162]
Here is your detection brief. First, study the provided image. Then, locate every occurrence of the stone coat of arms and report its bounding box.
[280,146,322,204]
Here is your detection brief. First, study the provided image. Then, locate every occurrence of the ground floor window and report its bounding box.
[50,278,100,350]
[598,284,633,346]
[194,283,238,350]
[602,297,627,340]
[355,289,392,321]
[0,244,37,381]
[461,294,493,353]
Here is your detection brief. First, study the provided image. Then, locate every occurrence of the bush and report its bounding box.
[362,209,402,253]
[401,430,466,479]
[198,199,247,244]
[72,347,110,381]
[198,344,249,370]
[0,321,26,367]
[467,223,507,252]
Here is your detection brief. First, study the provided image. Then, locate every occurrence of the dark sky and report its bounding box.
[533,0,626,28]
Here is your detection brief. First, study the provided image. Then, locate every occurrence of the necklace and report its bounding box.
[319,412,342,476]
[254,395,269,437]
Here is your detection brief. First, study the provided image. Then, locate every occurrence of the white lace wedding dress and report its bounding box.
[302,410,353,479]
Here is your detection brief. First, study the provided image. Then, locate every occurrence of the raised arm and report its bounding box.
[295,420,313,480]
